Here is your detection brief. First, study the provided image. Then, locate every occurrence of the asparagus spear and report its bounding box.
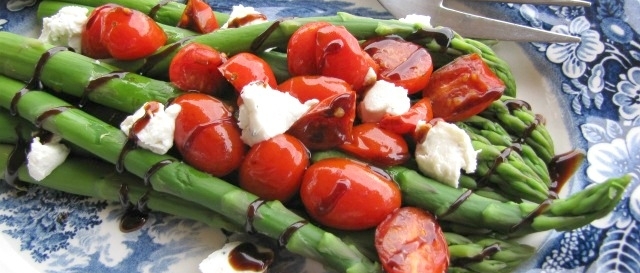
[390,166,629,236]
[0,144,242,233]
[445,232,535,273]
[0,75,381,273]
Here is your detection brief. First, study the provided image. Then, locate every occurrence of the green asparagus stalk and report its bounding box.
[445,232,535,273]
[36,1,200,44]
[0,144,242,233]
[41,0,231,27]
[0,75,380,273]
[389,166,629,236]
[480,97,555,163]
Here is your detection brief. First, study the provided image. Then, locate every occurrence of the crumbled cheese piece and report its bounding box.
[238,82,317,146]
[27,135,70,181]
[358,80,411,123]
[221,5,267,28]
[363,67,378,88]
[414,121,479,187]
[120,102,182,155]
[38,6,88,52]
[199,241,273,273]
[399,14,433,28]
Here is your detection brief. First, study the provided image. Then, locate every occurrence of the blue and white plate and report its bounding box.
[1,0,639,272]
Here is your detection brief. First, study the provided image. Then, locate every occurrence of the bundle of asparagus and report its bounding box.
[0,0,631,272]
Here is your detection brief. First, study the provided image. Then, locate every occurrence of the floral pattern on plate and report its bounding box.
[0,0,639,272]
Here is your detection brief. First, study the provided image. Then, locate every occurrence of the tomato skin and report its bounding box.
[178,0,219,33]
[422,53,505,122]
[287,92,356,150]
[98,6,167,60]
[81,4,117,59]
[277,75,353,103]
[375,207,449,273]
[315,25,371,92]
[287,22,332,76]
[169,43,227,95]
[378,97,434,135]
[339,123,410,167]
[218,52,278,93]
[239,134,309,202]
[363,37,433,94]
[300,158,401,230]
[173,93,246,177]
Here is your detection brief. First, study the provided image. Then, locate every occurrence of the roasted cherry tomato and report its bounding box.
[422,53,505,122]
[287,92,356,150]
[98,6,167,60]
[378,97,434,135]
[218,52,278,93]
[81,4,117,58]
[315,25,372,92]
[375,207,449,273]
[278,75,353,103]
[178,0,219,33]
[239,134,309,202]
[287,21,332,76]
[173,93,246,177]
[300,158,401,230]
[169,43,227,95]
[363,36,434,94]
[339,123,410,167]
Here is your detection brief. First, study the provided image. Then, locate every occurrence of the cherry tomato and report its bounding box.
[300,158,401,230]
[422,53,505,122]
[315,25,372,92]
[97,6,167,60]
[375,207,449,273]
[81,4,117,59]
[218,52,278,93]
[178,0,219,33]
[378,97,434,135]
[339,123,410,167]
[277,75,353,103]
[363,36,434,94]
[287,22,332,76]
[287,92,356,150]
[239,134,309,202]
[173,93,246,177]
[169,43,227,95]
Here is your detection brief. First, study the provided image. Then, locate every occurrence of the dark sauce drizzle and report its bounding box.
[35,106,74,128]
[2,133,29,190]
[10,46,71,116]
[250,19,285,52]
[478,143,522,187]
[144,159,176,186]
[80,72,128,108]
[245,199,266,234]
[452,243,501,267]
[439,189,473,218]
[229,242,274,272]
[137,37,194,76]
[278,220,308,247]
[118,184,151,233]
[148,0,174,20]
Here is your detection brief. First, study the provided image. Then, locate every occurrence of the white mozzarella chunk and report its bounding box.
[414,121,479,187]
[221,5,268,28]
[27,135,71,181]
[38,6,88,52]
[358,80,411,123]
[399,14,433,28]
[199,241,273,273]
[120,102,182,155]
[238,82,317,146]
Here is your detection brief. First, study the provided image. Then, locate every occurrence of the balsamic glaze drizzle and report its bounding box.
[250,19,283,52]
[278,220,308,247]
[10,46,71,116]
[452,243,501,267]
[137,37,194,76]
[118,184,151,233]
[116,140,137,174]
[35,106,74,127]
[144,159,176,186]
[148,0,174,20]
[439,189,473,218]
[2,135,29,190]
[80,72,128,108]
[245,199,266,234]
